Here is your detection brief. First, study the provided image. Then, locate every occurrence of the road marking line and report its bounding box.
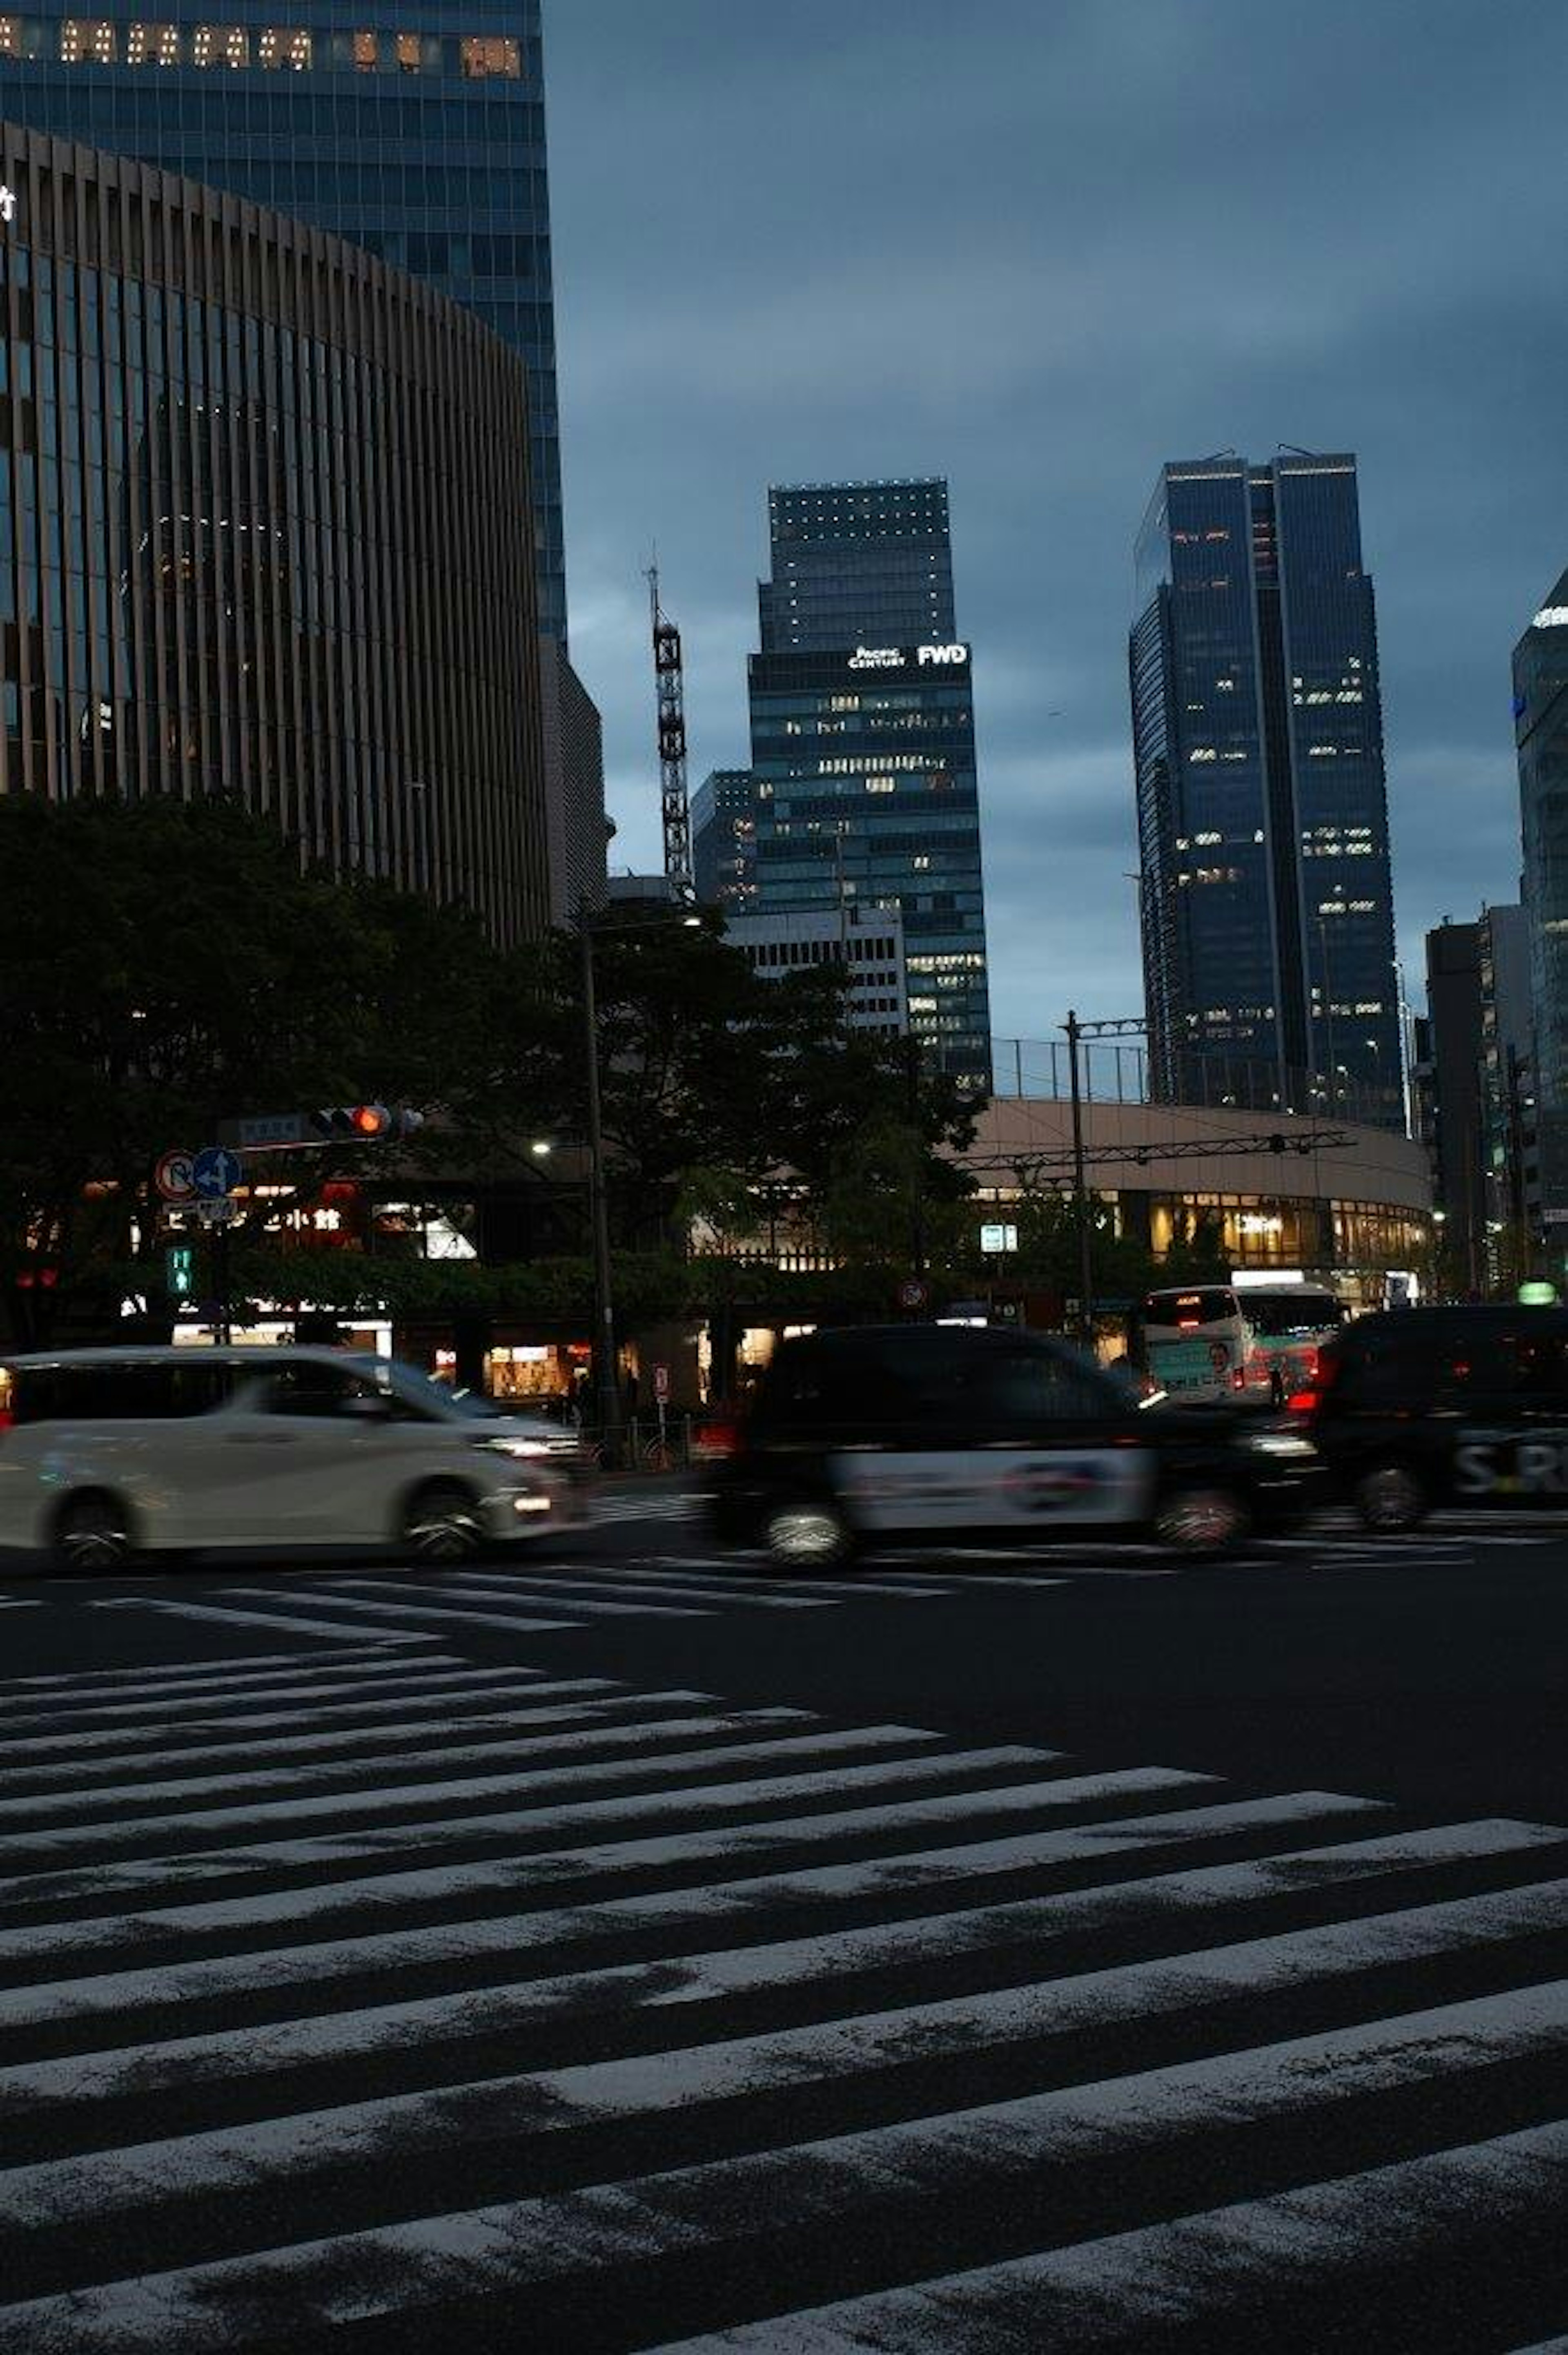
[0,1756,1191,1920]
[0,1659,519,1741]
[635,2121,1568,2353]
[0,1642,412,1694]
[0,1708,817,1823]
[0,1788,1376,1975]
[7,1986,1560,2351]
[288,1575,711,1624]
[0,1727,976,1865]
[2,1884,1564,2235]
[0,1816,1550,2094]
[0,1688,718,1782]
[90,1596,457,1642]
[392,1568,835,1612]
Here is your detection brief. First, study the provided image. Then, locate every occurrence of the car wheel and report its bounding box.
[1354,1461,1429,1533]
[51,1491,134,1573]
[763,1501,854,1570]
[401,1481,483,1562]
[1154,1485,1250,1554]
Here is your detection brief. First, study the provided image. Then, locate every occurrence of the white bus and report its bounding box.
[1138,1281,1345,1406]
[1230,1280,1346,1403]
[1137,1286,1250,1404]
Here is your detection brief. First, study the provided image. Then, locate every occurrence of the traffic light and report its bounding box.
[165,1243,196,1300]
[307,1104,425,1142]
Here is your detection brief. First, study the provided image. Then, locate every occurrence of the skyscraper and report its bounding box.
[1131,452,1401,1125]
[0,0,568,641]
[1515,578,1568,1223]
[716,479,991,1090]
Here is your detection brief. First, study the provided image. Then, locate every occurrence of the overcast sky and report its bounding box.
[543,0,1567,1049]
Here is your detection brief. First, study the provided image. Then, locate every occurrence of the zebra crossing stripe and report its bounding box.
[0,1658,540,1742]
[635,2120,1568,2353]
[0,1815,1553,2099]
[0,1706,820,1823]
[105,1591,578,1639]
[5,1987,1559,2352]
[282,1574,715,1623]
[0,1643,412,1698]
[0,1760,1201,1924]
[0,1881,1563,2235]
[0,1724,963,1863]
[351,1567,836,1612]
[0,1786,1377,1984]
[0,1675,635,1770]
[0,1686,723,1785]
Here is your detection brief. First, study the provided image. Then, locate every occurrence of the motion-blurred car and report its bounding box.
[0,1346,591,1568]
[706,1323,1321,1566]
[1291,1303,1568,1530]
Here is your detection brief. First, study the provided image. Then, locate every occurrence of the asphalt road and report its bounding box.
[0,1491,1564,2352]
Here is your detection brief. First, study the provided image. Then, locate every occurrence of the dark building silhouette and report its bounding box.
[1132,452,1401,1125]
[0,128,550,943]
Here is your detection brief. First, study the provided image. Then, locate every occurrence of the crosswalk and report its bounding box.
[89,1557,1077,1644]
[69,1505,1568,1649]
[0,1643,1562,2348]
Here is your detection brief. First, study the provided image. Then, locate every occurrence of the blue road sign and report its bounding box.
[192,1145,243,1199]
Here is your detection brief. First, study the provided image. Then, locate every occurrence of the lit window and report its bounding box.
[0,16,18,53]
[460,33,521,76]
[351,27,377,67]
[127,20,180,62]
[395,29,421,69]
[191,22,249,65]
[60,18,118,61]
[258,25,311,67]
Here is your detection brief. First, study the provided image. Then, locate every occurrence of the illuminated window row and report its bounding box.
[0,19,521,73]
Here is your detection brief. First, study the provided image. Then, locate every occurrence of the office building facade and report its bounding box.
[0,0,568,642]
[1131,451,1401,1125]
[723,904,908,1036]
[1515,577,1568,1225]
[0,128,550,941]
[731,479,991,1089]
[691,767,758,911]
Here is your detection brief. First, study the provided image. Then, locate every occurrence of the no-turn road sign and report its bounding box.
[154,1149,197,1204]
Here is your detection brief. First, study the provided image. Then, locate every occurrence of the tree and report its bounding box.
[0,794,493,1343]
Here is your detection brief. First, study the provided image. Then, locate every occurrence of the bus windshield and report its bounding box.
[1237,1289,1344,1341]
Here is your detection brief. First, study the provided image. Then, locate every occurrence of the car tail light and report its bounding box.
[697,1414,743,1457]
[1287,1347,1340,1418]
[1231,1367,1247,1391]
[0,1410,11,1438]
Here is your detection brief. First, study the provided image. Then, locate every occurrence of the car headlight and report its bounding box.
[477,1436,555,1461]
[1243,1431,1316,1459]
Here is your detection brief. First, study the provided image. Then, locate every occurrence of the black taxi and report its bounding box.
[1296,1303,1568,1529]
[706,1324,1321,1566]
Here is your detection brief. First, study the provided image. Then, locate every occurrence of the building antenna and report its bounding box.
[648,555,692,890]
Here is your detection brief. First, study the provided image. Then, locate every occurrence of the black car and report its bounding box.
[707,1324,1322,1566]
[1299,1303,1568,1531]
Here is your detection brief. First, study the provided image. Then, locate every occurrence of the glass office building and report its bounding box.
[0,127,551,942]
[690,767,758,911]
[715,479,991,1090]
[1131,452,1401,1126]
[0,0,566,641]
[1515,575,1568,1220]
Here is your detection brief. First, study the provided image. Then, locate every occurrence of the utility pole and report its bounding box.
[1066,1010,1094,1343]
[578,907,621,1463]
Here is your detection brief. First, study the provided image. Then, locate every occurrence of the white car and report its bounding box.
[0,1346,592,1569]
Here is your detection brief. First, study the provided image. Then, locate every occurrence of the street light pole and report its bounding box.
[578,907,621,1464]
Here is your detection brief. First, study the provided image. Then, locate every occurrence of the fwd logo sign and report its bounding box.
[917,642,968,667]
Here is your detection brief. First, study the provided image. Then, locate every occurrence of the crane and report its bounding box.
[648,559,692,890]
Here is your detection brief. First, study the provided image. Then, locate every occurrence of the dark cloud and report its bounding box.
[545,0,1568,1042]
